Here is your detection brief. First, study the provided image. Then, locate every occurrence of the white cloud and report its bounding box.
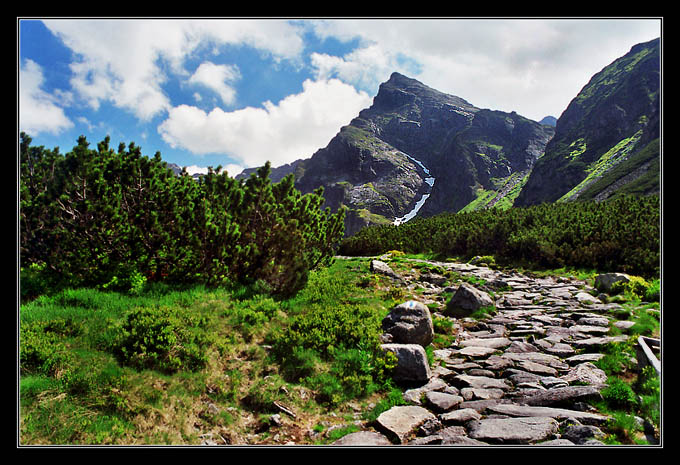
[158,78,372,168]
[188,62,241,106]
[19,59,73,135]
[309,18,661,121]
[42,19,306,121]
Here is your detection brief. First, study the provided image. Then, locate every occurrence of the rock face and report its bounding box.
[445,283,494,317]
[240,72,554,236]
[516,38,660,206]
[382,300,434,347]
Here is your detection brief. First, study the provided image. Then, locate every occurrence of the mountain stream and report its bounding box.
[393,153,435,226]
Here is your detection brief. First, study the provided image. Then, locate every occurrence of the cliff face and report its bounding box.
[287,72,554,235]
[515,38,660,206]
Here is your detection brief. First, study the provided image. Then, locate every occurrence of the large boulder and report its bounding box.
[381,343,431,383]
[594,273,630,293]
[382,300,434,347]
[445,283,494,318]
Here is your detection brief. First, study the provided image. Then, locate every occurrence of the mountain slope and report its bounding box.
[515,38,660,206]
[263,72,554,235]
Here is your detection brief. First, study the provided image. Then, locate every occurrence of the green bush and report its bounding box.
[20,132,345,298]
[20,321,73,378]
[602,377,638,410]
[339,195,660,278]
[109,306,211,373]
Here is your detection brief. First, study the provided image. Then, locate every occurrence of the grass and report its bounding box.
[18,258,415,445]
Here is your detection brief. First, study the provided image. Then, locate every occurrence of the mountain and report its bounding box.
[539,116,557,127]
[252,72,554,235]
[515,38,660,206]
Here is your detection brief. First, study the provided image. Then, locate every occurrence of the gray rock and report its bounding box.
[382,300,434,347]
[574,292,601,305]
[371,260,400,279]
[561,424,606,444]
[445,283,494,318]
[376,406,437,443]
[468,417,559,444]
[424,391,463,412]
[439,408,482,424]
[560,362,608,386]
[457,346,498,358]
[402,377,448,405]
[514,385,604,409]
[459,337,512,350]
[331,431,392,446]
[381,343,431,383]
[487,404,610,425]
[594,273,630,293]
[448,374,512,391]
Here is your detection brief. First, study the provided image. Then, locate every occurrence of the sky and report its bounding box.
[18,17,661,176]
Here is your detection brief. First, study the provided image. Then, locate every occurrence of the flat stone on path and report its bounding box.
[459,337,512,350]
[424,391,463,412]
[468,417,559,444]
[487,404,610,425]
[376,406,437,443]
[332,431,392,446]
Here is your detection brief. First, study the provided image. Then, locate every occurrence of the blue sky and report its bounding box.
[18,18,661,176]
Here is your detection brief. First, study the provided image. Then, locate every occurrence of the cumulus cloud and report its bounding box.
[188,62,241,106]
[309,18,661,121]
[19,59,73,135]
[42,19,306,121]
[158,78,372,168]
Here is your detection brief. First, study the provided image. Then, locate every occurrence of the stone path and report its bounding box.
[334,257,641,446]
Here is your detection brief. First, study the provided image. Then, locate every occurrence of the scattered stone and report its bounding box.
[382,300,434,347]
[457,346,498,358]
[448,374,512,391]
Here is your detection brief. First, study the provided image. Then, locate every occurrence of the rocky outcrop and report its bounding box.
[516,38,660,206]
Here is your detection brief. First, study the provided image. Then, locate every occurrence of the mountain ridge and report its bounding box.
[235,38,660,235]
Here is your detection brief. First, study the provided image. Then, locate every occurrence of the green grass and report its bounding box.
[19,258,404,445]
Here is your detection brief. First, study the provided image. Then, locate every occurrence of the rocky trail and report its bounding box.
[331,256,660,446]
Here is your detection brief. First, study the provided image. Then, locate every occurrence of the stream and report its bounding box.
[393,153,435,226]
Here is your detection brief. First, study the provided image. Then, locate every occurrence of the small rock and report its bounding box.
[445,283,494,318]
[560,362,608,386]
